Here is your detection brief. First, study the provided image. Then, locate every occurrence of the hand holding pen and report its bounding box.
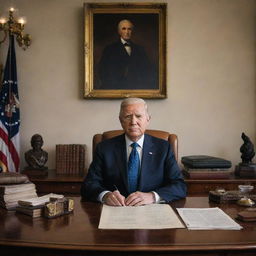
[103,185,126,206]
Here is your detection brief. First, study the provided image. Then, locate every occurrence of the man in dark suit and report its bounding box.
[98,19,157,90]
[81,98,186,206]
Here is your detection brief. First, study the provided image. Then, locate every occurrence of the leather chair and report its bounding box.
[93,129,178,161]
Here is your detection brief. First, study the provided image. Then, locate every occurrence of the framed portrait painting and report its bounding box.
[84,3,167,99]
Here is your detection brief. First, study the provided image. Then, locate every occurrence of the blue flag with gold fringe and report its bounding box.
[0,35,20,172]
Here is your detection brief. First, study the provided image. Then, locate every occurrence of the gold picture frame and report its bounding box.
[84,3,167,99]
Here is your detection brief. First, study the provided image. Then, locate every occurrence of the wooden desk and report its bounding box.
[0,197,256,256]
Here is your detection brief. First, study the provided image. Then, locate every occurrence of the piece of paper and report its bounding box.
[98,204,185,229]
[177,207,242,230]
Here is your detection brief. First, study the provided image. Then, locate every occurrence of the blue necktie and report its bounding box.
[128,142,140,194]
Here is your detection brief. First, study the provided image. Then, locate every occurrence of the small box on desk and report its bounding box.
[209,190,256,203]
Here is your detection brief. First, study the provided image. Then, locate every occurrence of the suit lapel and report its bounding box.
[139,135,154,190]
[113,134,129,192]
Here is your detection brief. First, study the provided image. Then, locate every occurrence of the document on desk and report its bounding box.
[177,207,242,230]
[99,204,185,229]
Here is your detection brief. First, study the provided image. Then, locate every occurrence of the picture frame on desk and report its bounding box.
[84,3,167,99]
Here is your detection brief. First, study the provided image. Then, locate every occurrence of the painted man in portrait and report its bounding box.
[98,19,157,90]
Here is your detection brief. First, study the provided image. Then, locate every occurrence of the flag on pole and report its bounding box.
[0,35,20,172]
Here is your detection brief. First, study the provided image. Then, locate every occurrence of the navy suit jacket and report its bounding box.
[81,134,187,202]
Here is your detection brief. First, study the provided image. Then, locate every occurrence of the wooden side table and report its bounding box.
[185,174,256,195]
[28,170,256,196]
[28,169,85,195]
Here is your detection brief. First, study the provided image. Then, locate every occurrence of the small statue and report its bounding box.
[240,132,255,163]
[235,132,256,178]
[24,134,48,170]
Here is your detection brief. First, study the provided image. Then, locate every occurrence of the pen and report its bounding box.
[113,184,119,191]
[113,184,125,206]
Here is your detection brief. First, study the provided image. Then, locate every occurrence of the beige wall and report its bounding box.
[0,0,255,171]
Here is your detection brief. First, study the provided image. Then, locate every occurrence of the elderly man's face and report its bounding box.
[118,21,133,41]
[119,103,150,142]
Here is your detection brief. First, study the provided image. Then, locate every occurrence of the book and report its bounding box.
[56,144,86,175]
[16,193,64,218]
[184,166,231,172]
[183,169,232,179]
[0,172,29,184]
[16,205,44,218]
[0,182,36,195]
[0,188,37,201]
[1,193,38,210]
[0,182,38,210]
[181,155,232,169]
[18,193,64,207]
[55,144,62,174]
[79,145,86,175]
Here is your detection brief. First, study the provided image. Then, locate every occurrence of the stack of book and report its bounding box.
[56,144,86,175]
[16,203,43,218]
[0,181,37,210]
[16,193,64,218]
[181,155,232,179]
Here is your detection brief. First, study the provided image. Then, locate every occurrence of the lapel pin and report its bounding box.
[149,152,153,155]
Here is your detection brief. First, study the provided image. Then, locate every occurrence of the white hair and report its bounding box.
[119,98,149,118]
[117,19,134,31]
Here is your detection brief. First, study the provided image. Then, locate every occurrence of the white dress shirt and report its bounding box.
[121,38,131,56]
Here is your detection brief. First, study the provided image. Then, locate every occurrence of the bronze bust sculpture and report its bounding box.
[235,132,256,178]
[24,134,48,170]
[240,132,255,163]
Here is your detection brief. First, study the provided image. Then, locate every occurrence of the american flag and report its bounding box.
[0,35,20,172]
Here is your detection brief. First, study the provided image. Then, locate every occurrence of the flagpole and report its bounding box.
[8,34,12,142]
